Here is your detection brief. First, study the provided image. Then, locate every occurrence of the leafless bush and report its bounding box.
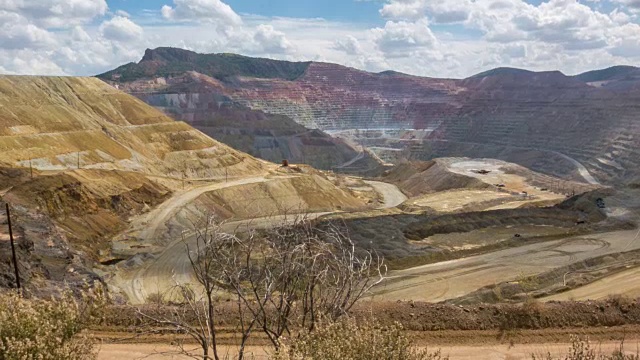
[272,317,448,360]
[138,214,386,360]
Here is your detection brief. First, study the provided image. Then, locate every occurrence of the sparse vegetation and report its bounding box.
[0,288,106,360]
[97,48,311,82]
[138,215,386,360]
[273,318,448,360]
[532,336,640,360]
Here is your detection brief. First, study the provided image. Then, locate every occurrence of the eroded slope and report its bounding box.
[0,76,266,178]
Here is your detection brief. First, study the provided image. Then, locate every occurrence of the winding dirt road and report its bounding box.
[365,180,408,208]
[115,179,407,304]
[134,177,272,242]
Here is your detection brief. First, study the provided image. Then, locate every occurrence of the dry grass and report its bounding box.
[273,318,448,360]
[532,336,640,360]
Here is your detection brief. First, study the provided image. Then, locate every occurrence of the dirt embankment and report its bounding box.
[382,161,491,197]
[5,170,171,252]
[100,298,640,333]
[0,170,172,292]
[152,174,368,244]
[405,190,609,241]
[321,189,615,272]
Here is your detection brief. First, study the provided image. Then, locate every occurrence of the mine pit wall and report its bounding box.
[228,69,640,186]
[132,92,364,171]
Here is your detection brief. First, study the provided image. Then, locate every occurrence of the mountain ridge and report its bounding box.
[98,47,637,83]
[100,47,640,185]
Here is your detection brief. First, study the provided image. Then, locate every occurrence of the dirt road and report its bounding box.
[134,177,272,242]
[365,180,408,208]
[116,179,406,304]
[97,341,640,360]
[374,230,640,302]
[552,151,600,185]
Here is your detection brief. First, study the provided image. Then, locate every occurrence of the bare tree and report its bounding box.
[138,214,386,360]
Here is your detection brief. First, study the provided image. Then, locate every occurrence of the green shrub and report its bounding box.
[0,290,104,360]
[273,318,447,360]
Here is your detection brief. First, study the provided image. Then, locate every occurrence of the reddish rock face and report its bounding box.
[100,48,640,184]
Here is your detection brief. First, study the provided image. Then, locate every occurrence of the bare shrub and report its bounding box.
[139,214,386,360]
[146,292,166,305]
[272,317,448,360]
[532,336,640,360]
[0,288,106,360]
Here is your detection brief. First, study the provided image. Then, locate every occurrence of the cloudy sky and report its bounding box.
[0,0,639,78]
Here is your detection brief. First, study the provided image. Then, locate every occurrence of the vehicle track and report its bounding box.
[116,179,407,304]
[374,230,640,302]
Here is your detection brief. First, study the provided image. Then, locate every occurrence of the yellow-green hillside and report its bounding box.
[0,76,265,178]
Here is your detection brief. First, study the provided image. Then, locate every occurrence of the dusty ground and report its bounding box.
[109,178,406,304]
[374,229,640,302]
[444,159,570,205]
[411,189,517,212]
[387,158,596,215]
[543,265,640,301]
[97,341,640,360]
[419,225,573,251]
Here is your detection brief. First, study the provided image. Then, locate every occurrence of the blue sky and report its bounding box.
[110,0,384,24]
[0,0,639,78]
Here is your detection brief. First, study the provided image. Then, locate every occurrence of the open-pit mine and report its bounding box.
[2,49,640,359]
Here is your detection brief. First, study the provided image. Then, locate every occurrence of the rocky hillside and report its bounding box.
[100,48,310,82]
[101,48,640,185]
[0,76,266,178]
[0,76,266,292]
[97,50,384,173]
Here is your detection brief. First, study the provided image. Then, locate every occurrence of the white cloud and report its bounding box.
[381,0,472,24]
[0,11,57,49]
[372,18,439,56]
[7,51,67,75]
[71,25,92,42]
[1,0,640,79]
[333,35,363,55]
[0,0,108,28]
[100,16,144,42]
[115,9,131,18]
[613,0,640,9]
[161,0,242,26]
[253,24,294,54]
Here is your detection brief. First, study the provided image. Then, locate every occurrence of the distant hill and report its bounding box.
[97,47,311,83]
[98,50,383,173]
[574,65,639,83]
[470,67,540,78]
[100,48,640,185]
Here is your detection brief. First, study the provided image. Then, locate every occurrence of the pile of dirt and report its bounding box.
[101,298,640,332]
[163,175,368,241]
[382,161,491,197]
[0,167,36,191]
